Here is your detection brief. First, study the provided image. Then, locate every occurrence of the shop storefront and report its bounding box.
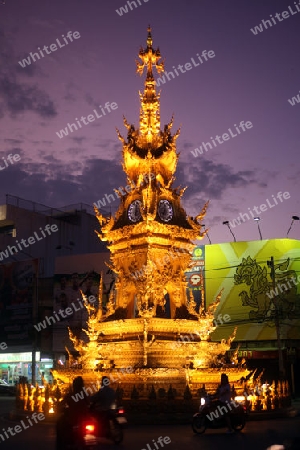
[0,351,53,385]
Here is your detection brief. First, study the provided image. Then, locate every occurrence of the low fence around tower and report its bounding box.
[13,374,291,418]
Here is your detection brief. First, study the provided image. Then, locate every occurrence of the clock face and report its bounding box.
[128,200,142,223]
[158,200,173,222]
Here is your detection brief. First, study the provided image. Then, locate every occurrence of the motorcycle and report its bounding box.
[192,394,247,434]
[56,404,126,449]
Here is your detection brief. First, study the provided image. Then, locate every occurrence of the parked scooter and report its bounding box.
[192,394,247,434]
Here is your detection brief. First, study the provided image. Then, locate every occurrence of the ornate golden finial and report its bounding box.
[146,25,152,48]
[136,27,164,139]
[136,26,164,80]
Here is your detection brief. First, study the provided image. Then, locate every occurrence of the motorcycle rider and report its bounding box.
[56,376,90,445]
[90,376,116,434]
[216,373,234,433]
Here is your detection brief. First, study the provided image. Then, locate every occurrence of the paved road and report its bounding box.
[0,397,299,450]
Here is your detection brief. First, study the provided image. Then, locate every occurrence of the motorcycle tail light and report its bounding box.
[85,424,95,433]
[118,408,125,414]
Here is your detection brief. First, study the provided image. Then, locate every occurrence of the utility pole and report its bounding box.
[267,256,285,379]
[31,260,39,385]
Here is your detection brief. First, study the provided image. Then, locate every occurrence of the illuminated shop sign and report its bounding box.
[0,352,40,363]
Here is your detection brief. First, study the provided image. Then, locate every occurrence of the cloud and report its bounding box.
[182,141,194,150]
[15,53,39,78]
[0,154,125,208]
[4,138,23,144]
[27,18,65,29]
[177,158,256,201]
[71,136,86,145]
[0,30,57,118]
[0,142,259,215]
[0,76,56,118]
[0,147,24,158]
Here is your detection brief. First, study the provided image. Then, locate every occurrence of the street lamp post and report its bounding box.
[286,215,300,237]
[267,256,285,379]
[201,224,212,244]
[222,221,236,242]
[254,217,262,240]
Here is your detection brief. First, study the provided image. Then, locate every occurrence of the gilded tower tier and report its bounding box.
[95,27,208,320]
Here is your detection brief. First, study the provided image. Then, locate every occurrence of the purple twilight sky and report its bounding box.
[0,0,299,244]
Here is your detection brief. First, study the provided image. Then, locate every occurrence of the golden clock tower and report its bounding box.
[95,27,208,320]
[52,28,248,395]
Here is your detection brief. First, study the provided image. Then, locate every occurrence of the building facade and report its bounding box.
[188,239,300,393]
[0,195,109,384]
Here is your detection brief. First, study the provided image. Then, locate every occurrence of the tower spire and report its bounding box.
[116,27,180,186]
[136,26,164,141]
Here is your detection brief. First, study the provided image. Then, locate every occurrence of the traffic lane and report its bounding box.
[0,416,298,450]
[127,418,300,450]
[0,416,55,450]
[0,397,15,416]
[188,423,297,450]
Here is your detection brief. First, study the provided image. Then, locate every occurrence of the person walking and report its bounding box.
[216,373,234,433]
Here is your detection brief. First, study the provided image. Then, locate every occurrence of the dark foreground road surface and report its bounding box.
[0,397,299,450]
